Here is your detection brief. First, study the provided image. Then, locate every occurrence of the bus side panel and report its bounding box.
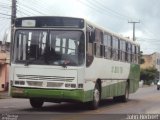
[101,81,126,99]
[128,64,140,93]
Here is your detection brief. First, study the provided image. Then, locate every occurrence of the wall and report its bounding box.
[0,52,9,91]
[141,52,160,71]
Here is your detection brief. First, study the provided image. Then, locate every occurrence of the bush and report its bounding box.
[140,67,158,85]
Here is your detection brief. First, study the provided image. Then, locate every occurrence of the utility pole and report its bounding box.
[10,0,16,48]
[11,0,16,25]
[128,20,140,41]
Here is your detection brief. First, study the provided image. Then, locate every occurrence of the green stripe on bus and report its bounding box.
[11,87,93,102]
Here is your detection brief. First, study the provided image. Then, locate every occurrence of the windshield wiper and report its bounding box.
[60,60,70,68]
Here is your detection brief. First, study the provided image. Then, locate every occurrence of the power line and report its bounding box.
[29,0,55,15]
[17,10,32,16]
[77,0,125,21]
[17,2,46,15]
[17,6,38,16]
[89,0,134,20]
[78,0,139,21]
[0,12,11,16]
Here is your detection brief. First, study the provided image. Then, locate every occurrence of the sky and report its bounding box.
[0,0,160,54]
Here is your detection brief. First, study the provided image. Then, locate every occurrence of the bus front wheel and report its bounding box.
[29,98,44,108]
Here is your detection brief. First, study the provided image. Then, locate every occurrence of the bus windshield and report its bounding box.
[13,30,85,66]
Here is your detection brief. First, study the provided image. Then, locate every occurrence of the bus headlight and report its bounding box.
[15,81,25,85]
[65,83,76,88]
[78,84,83,88]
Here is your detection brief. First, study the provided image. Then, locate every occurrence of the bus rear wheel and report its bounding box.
[90,83,100,110]
[122,82,129,102]
[114,82,129,102]
[29,98,44,108]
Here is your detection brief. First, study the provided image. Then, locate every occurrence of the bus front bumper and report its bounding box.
[10,86,87,102]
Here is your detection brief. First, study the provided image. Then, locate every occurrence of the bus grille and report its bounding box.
[16,74,75,81]
[27,81,43,87]
[47,82,63,87]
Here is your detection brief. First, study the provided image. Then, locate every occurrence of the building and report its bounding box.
[0,41,10,91]
[141,52,160,71]
[141,52,160,81]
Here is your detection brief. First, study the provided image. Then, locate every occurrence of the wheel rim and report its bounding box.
[126,86,129,100]
[94,88,100,103]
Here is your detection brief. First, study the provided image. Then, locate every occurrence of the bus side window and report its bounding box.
[132,44,135,63]
[86,42,94,67]
[128,43,131,62]
[118,39,120,60]
[121,40,126,62]
[108,35,112,59]
[125,42,128,62]
[119,39,122,61]
[93,28,103,58]
[112,36,119,61]
[95,28,103,43]
[86,25,94,67]
[136,46,140,64]
[103,33,112,59]
[87,24,95,43]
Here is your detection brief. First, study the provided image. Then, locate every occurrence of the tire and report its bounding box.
[90,83,100,110]
[30,98,44,108]
[120,82,129,102]
[157,87,160,90]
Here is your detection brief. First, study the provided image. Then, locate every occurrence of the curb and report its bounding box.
[0,92,10,99]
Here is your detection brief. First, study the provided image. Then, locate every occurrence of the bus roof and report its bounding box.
[15,16,84,28]
[85,20,140,46]
[15,16,139,46]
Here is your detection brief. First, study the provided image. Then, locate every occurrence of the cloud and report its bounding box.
[1,0,160,54]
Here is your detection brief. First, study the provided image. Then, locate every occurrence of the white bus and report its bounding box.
[10,16,140,109]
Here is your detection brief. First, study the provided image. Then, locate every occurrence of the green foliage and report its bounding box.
[140,67,158,85]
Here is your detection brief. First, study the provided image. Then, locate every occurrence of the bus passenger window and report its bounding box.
[125,42,128,62]
[112,37,119,61]
[128,43,132,62]
[87,24,95,43]
[86,43,94,67]
[100,45,104,57]
[103,33,112,59]
[132,45,135,63]
[120,40,126,62]
[136,46,140,64]
[95,28,103,44]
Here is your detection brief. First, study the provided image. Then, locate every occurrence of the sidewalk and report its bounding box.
[0,91,10,99]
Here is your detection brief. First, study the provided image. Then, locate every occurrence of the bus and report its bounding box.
[10,16,140,109]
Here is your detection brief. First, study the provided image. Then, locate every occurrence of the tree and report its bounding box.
[140,67,159,85]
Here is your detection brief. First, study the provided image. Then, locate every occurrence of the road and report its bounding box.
[0,85,160,120]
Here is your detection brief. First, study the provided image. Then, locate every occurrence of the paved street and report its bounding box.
[0,85,160,120]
